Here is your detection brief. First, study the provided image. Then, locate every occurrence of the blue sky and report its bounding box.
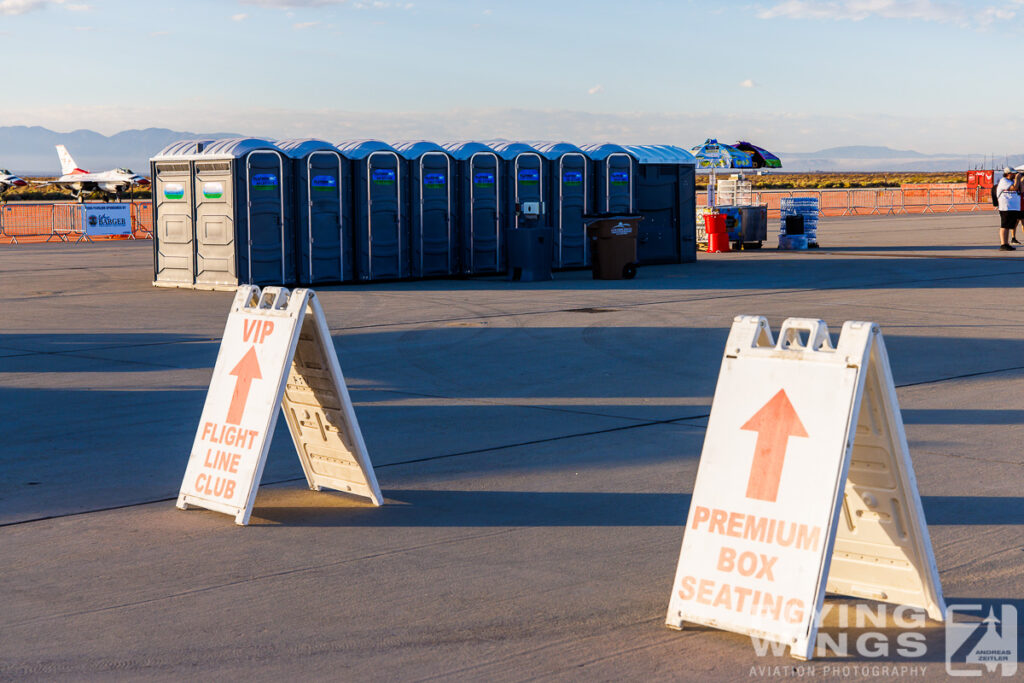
[1,0,1022,153]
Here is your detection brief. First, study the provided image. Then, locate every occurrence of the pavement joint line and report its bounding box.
[353,386,711,423]
[2,356,1022,528]
[933,544,1022,574]
[2,528,517,630]
[915,449,1024,467]
[6,262,1024,359]
[0,413,713,529]
[895,363,1024,389]
[0,337,218,360]
[327,264,1024,334]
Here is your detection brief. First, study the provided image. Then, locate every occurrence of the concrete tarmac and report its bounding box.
[1,212,1022,680]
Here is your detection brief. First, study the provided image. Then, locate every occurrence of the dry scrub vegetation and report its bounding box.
[696,172,965,190]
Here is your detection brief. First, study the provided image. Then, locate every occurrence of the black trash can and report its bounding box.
[508,226,553,281]
[585,214,641,280]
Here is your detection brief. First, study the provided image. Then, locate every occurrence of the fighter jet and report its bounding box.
[0,168,28,196]
[37,145,150,201]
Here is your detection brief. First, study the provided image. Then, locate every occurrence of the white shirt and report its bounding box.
[997,177,1021,212]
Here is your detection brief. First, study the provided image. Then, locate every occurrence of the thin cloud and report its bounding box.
[757,0,1019,27]
[242,0,348,6]
[587,84,605,95]
[0,0,51,15]
[293,20,319,28]
[232,12,248,20]
[740,79,756,88]
[0,0,95,15]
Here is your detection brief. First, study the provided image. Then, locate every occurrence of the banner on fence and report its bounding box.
[82,204,131,236]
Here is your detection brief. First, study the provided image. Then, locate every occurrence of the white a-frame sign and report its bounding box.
[177,286,382,525]
[666,317,945,660]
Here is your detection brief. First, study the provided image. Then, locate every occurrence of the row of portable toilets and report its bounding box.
[150,138,697,288]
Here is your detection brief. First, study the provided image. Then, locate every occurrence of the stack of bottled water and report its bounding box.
[779,197,820,248]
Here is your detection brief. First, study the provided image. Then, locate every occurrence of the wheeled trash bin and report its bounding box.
[585,214,641,280]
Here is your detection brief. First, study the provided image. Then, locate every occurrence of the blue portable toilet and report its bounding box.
[151,138,294,288]
[393,141,457,278]
[580,142,636,216]
[442,141,503,275]
[336,139,408,281]
[534,141,590,269]
[277,138,352,284]
[581,143,697,265]
[488,142,546,233]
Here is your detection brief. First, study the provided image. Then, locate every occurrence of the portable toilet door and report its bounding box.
[536,142,589,269]
[556,152,589,267]
[443,141,503,275]
[304,148,349,283]
[492,142,545,231]
[582,143,635,215]
[150,139,207,286]
[338,140,408,281]
[243,147,292,285]
[604,153,634,213]
[193,155,237,287]
[278,139,352,284]
[394,141,455,278]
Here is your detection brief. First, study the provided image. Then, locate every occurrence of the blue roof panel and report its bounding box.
[392,140,450,159]
[580,142,695,165]
[532,141,586,160]
[335,139,399,159]
[487,141,541,160]
[198,138,281,158]
[276,138,338,158]
[441,141,498,160]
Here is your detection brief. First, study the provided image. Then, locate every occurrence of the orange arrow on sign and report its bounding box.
[741,389,808,502]
[226,346,262,425]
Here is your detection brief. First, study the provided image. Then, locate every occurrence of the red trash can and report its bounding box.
[704,213,730,253]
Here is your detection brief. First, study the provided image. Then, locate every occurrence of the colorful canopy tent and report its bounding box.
[690,139,754,169]
[733,141,783,169]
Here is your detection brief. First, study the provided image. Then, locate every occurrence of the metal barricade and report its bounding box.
[724,186,993,221]
[130,201,153,239]
[0,201,152,244]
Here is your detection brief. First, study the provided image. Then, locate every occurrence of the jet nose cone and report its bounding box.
[13,179,27,186]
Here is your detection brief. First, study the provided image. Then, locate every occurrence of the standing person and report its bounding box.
[996,168,1021,251]
[1013,169,1024,244]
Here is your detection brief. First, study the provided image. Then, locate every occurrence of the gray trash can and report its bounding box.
[507,226,552,281]
[585,214,641,280]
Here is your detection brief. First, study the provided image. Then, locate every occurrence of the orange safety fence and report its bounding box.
[0,187,999,246]
[0,201,152,244]
[697,186,997,218]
